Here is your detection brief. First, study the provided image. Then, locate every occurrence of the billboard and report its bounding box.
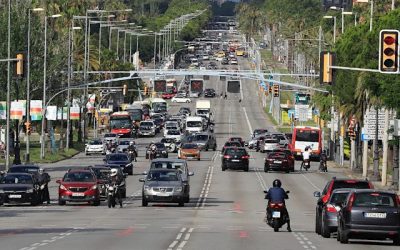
[227,80,241,93]
[154,80,167,93]
[190,79,204,93]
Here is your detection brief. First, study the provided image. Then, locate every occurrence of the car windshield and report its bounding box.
[182,143,198,149]
[265,139,279,144]
[225,142,241,147]
[196,110,208,114]
[110,119,131,129]
[9,166,38,174]
[63,172,95,182]
[194,134,208,141]
[225,148,247,156]
[296,130,319,142]
[168,130,180,135]
[147,171,179,181]
[141,122,153,127]
[89,140,103,145]
[161,138,174,143]
[151,162,185,171]
[155,143,166,150]
[166,126,178,130]
[329,191,350,204]
[353,193,396,207]
[108,154,129,161]
[1,174,33,184]
[187,121,203,127]
[268,153,286,159]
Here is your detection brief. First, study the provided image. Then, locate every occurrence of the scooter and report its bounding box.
[106,183,122,208]
[301,159,310,171]
[128,149,137,162]
[264,190,290,232]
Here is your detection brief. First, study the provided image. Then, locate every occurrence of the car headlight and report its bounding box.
[0,189,4,194]
[59,184,67,191]
[175,187,183,192]
[126,163,132,167]
[26,188,34,193]
[144,185,151,191]
[90,185,97,190]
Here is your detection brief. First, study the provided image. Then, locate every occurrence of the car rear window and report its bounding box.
[268,153,286,159]
[329,191,350,204]
[225,148,247,156]
[353,193,397,207]
[332,180,371,190]
[265,139,279,143]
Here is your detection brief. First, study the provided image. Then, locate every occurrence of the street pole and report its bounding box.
[333,17,336,44]
[153,33,157,69]
[372,107,381,181]
[40,16,48,159]
[381,109,390,186]
[341,9,344,34]
[66,26,72,151]
[129,33,132,64]
[5,0,11,170]
[370,0,374,32]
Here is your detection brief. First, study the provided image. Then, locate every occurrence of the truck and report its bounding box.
[190,79,204,98]
[195,100,211,120]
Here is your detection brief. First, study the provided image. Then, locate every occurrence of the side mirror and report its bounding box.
[286,190,290,194]
[313,191,321,198]
[56,179,61,184]
[244,142,248,147]
[139,178,145,182]
[263,190,268,194]
[188,172,194,176]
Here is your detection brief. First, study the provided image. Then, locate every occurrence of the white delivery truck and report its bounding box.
[185,116,204,134]
[195,100,211,120]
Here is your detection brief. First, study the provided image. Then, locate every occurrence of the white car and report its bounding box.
[165,129,182,142]
[230,59,238,65]
[171,96,192,103]
[85,139,106,155]
[102,133,119,144]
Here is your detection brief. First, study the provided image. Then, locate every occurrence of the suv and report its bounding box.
[221,147,250,172]
[56,169,100,206]
[103,153,133,175]
[191,132,217,151]
[138,120,156,137]
[259,138,281,153]
[313,177,373,235]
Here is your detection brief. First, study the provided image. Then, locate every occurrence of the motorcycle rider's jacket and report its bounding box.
[265,187,288,204]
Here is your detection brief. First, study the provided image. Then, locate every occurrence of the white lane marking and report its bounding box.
[242,107,253,134]
[292,232,317,250]
[168,227,194,250]
[168,240,179,249]
[238,64,244,100]
[301,174,322,190]
[177,241,187,250]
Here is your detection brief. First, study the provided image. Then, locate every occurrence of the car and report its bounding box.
[204,88,216,97]
[179,107,191,115]
[191,132,217,151]
[319,188,353,238]
[146,143,169,159]
[221,57,229,65]
[148,159,194,203]
[259,138,281,153]
[116,139,134,153]
[164,122,181,136]
[161,138,179,153]
[178,143,201,161]
[85,139,107,155]
[228,137,245,147]
[140,169,189,207]
[313,177,374,235]
[229,58,238,65]
[271,133,290,147]
[171,96,192,103]
[221,147,250,172]
[264,150,295,173]
[89,165,127,199]
[8,164,48,182]
[252,129,269,137]
[0,173,42,206]
[177,90,188,97]
[103,153,133,175]
[138,120,156,137]
[221,141,242,154]
[56,169,100,206]
[336,189,400,245]
[207,63,217,70]
[102,133,119,144]
[165,129,182,142]
[215,51,225,58]
[236,49,245,56]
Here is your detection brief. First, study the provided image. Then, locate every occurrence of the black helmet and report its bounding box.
[272,179,282,188]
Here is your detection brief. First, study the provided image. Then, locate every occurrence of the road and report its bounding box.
[0,57,397,250]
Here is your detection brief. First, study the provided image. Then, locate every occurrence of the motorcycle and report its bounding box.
[301,159,310,171]
[264,190,290,232]
[209,124,214,133]
[128,149,137,162]
[106,183,122,208]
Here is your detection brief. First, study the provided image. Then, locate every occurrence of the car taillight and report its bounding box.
[345,180,357,184]
[223,155,231,159]
[347,193,355,211]
[369,183,375,189]
[241,155,250,159]
[396,195,400,206]
[269,203,284,208]
[59,184,67,191]
[326,204,337,213]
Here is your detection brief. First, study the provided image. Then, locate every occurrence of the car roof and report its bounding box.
[331,188,354,193]
[67,169,94,174]
[152,158,186,163]
[149,168,180,173]
[350,189,396,195]
[5,172,33,176]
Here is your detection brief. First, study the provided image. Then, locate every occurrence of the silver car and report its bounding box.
[259,138,281,153]
[116,139,134,153]
[139,169,192,207]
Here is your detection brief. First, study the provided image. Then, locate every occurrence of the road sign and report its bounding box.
[362,107,394,140]
[294,104,312,122]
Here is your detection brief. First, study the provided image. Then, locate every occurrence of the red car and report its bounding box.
[161,92,176,99]
[264,150,295,173]
[228,137,245,147]
[56,169,100,206]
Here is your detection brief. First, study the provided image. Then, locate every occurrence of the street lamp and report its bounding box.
[40,13,62,159]
[330,6,352,34]
[26,7,44,162]
[323,15,336,44]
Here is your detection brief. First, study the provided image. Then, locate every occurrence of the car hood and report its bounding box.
[0,184,34,191]
[180,149,199,154]
[145,181,182,188]
[60,182,96,188]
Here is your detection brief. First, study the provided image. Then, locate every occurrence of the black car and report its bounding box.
[0,173,42,206]
[221,147,250,172]
[221,57,229,65]
[89,165,127,199]
[103,153,133,175]
[204,88,216,98]
[337,189,400,245]
[146,143,168,159]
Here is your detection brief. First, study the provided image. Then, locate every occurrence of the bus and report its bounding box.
[109,111,133,138]
[294,92,310,105]
[162,78,177,99]
[125,104,143,124]
[291,126,322,159]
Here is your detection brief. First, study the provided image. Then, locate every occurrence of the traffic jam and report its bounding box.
[1,24,399,247]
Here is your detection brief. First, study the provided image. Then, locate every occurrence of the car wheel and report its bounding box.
[178,201,184,207]
[339,228,349,244]
[93,199,100,206]
[264,167,269,173]
[58,199,66,206]
[315,210,321,235]
[197,157,200,161]
[205,146,209,151]
[186,100,190,103]
[393,236,400,246]
[142,197,148,207]
[85,152,89,156]
[244,166,249,172]
[185,196,190,203]
[222,165,226,171]
[321,217,331,238]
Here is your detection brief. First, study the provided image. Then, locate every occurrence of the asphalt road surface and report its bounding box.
[0,57,397,250]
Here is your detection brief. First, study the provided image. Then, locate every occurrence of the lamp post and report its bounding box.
[40,14,62,159]
[26,7,44,162]
[330,6,352,34]
[323,15,336,44]
[5,0,11,169]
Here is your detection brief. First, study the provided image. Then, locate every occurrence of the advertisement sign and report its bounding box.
[30,100,43,121]
[70,107,80,120]
[10,101,24,120]
[0,102,6,120]
[46,106,58,121]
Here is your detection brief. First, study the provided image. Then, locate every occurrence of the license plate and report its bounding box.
[9,194,21,198]
[272,211,281,218]
[274,161,282,164]
[72,193,85,197]
[232,159,240,162]
[365,213,386,218]
[157,193,170,197]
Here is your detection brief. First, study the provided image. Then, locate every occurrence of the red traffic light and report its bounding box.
[379,30,399,73]
[384,36,395,45]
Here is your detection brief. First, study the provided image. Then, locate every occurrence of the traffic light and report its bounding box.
[16,53,24,77]
[122,84,128,96]
[273,84,280,97]
[379,30,399,73]
[25,122,31,135]
[268,84,272,93]
[320,51,335,85]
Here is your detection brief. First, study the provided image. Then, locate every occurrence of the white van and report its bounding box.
[185,116,204,133]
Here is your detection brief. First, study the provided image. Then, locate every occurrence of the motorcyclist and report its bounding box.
[127,141,137,162]
[319,150,328,172]
[265,179,291,232]
[38,168,51,204]
[301,146,311,170]
[109,168,123,208]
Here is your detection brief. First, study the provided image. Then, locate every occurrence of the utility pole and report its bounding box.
[371,107,381,181]
[381,109,390,186]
